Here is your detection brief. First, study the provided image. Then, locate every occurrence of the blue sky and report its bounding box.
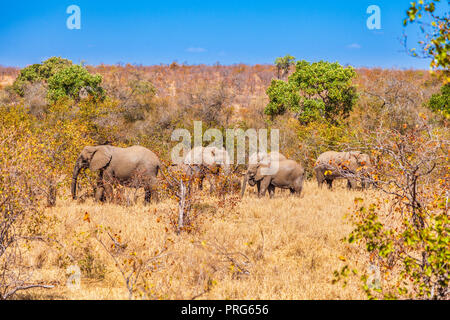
[0,0,447,68]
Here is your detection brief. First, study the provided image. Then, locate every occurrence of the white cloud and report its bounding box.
[347,43,362,49]
[186,47,206,53]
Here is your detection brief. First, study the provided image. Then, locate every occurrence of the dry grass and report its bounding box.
[18,180,372,300]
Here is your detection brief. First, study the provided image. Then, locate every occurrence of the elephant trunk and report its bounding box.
[240,173,248,198]
[71,159,82,200]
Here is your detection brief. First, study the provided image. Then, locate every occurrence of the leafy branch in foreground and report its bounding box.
[334,116,449,299]
[402,0,449,80]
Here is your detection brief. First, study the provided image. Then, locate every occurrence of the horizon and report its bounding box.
[0,61,436,71]
[0,62,435,75]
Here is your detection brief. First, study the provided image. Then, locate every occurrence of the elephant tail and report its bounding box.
[154,161,160,175]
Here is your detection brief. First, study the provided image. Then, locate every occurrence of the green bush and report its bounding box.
[265,60,358,124]
[47,65,104,103]
[428,83,449,118]
[12,57,72,96]
[12,57,105,104]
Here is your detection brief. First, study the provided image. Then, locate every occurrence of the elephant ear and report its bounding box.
[360,154,371,167]
[90,147,112,171]
[203,147,217,166]
[339,152,353,170]
[351,151,366,165]
[253,164,267,182]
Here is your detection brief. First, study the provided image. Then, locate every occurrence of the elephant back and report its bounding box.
[248,151,287,166]
[184,146,230,167]
[315,151,342,167]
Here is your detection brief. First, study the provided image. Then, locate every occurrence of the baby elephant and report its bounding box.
[71,145,161,203]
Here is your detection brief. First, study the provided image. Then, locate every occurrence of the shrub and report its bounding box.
[12,57,72,96]
[122,80,156,122]
[265,60,358,124]
[334,118,449,299]
[428,83,449,118]
[47,65,104,103]
[0,107,56,299]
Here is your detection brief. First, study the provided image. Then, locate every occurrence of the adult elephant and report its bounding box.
[182,146,231,193]
[241,152,304,198]
[241,151,285,197]
[71,145,161,203]
[314,151,372,190]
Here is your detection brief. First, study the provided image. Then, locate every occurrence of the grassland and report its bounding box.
[18,180,373,300]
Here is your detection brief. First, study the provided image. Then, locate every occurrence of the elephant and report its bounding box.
[181,146,231,193]
[241,151,286,197]
[314,151,372,190]
[71,145,161,203]
[241,152,305,198]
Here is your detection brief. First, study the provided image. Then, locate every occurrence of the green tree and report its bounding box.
[47,64,104,103]
[38,57,73,79]
[428,82,450,118]
[12,57,72,96]
[265,60,358,124]
[275,54,296,79]
[265,80,299,117]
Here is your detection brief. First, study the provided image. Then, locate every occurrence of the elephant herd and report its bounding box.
[71,145,373,204]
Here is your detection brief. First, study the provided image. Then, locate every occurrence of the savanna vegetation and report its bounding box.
[0,2,448,300]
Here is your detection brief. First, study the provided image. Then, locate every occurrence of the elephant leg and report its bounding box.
[144,187,152,203]
[317,178,322,188]
[144,178,159,204]
[292,186,302,197]
[94,175,107,202]
[151,188,160,203]
[197,170,208,192]
[294,177,304,196]
[104,183,113,202]
[361,176,371,190]
[152,178,160,203]
[259,178,271,198]
[315,169,324,188]
[198,176,204,191]
[326,179,333,190]
[268,184,275,199]
[208,175,216,195]
[95,186,105,202]
[347,179,358,190]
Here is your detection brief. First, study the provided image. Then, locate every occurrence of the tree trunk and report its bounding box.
[177,179,187,234]
[47,183,57,207]
[240,174,248,198]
